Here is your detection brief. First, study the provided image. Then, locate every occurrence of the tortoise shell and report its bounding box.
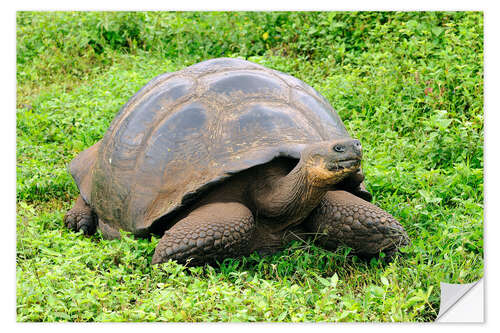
[70,58,352,236]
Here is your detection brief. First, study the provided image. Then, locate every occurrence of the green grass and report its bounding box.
[16,11,483,322]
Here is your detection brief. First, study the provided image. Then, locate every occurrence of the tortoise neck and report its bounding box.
[252,160,328,228]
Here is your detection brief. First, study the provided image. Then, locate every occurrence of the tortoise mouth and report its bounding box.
[326,159,361,171]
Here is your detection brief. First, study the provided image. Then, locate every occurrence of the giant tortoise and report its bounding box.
[64,58,409,265]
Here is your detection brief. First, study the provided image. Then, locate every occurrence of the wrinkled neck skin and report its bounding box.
[252,160,333,232]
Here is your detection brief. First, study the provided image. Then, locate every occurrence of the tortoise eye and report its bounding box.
[333,144,345,152]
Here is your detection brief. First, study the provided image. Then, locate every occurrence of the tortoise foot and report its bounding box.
[305,190,409,260]
[64,196,97,235]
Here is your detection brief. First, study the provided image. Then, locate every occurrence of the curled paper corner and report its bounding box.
[435,278,484,322]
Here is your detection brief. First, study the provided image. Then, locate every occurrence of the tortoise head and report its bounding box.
[301,138,362,188]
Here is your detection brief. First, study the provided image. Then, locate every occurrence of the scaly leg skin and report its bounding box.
[305,191,409,260]
[64,195,97,235]
[98,219,122,240]
[152,202,256,266]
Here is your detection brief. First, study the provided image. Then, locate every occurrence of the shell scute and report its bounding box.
[208,71,284,95]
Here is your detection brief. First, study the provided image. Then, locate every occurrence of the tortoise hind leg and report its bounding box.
[152,202,255,266]
[64,195,97,235]
[98,219,122,240]
[304,191,409,259]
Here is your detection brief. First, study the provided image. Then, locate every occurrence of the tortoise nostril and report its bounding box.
[333,144,345,153]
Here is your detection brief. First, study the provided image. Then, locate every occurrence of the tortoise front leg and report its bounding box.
[304,191,409,259]
[152,202,256,266]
